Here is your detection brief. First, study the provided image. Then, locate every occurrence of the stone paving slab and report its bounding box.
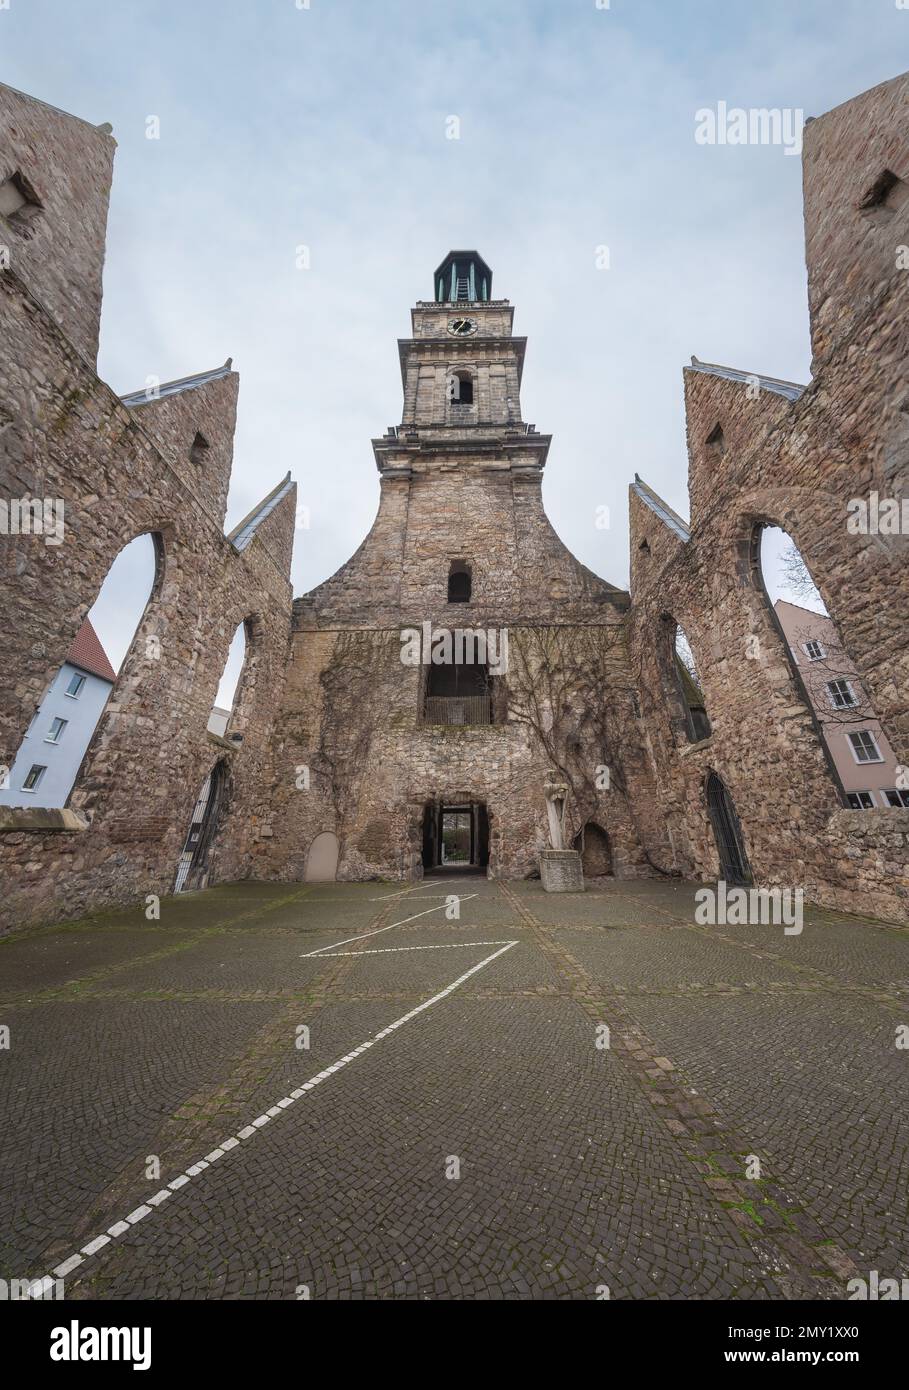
[90,929,332,997]
[699,918,909,994]
[64,997,781,1301]
[557,925,797,992]
[1,875,907,1300]
[0,998,280,1273]
[625,991,909,1273]
[0,925,196,998]
[527,895,690,927]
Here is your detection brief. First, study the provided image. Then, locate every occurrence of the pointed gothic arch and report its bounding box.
[705,771,752,885]
[174,758,230,893]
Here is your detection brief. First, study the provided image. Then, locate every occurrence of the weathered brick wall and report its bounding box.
[803,72,909,369]
[0,84,115,364]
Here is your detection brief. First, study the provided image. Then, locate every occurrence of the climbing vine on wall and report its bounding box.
[507,625,635,842]
[317,629,400,823]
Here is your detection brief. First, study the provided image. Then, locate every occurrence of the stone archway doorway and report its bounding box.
[706,772,752,885]
[421,799,489,874]
[305,831,340,882]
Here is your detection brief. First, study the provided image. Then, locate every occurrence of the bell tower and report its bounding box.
[373,250,550,475]
[433,250,493,304]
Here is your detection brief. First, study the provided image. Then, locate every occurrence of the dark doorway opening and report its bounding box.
[174,760,229,893]
[706,772,752,885]
[422,799,489,873]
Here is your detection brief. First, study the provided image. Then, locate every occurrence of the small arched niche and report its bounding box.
[306,831,340,882]
[572,822,613,877]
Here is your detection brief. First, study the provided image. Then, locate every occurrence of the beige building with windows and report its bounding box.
[775,600,906,810]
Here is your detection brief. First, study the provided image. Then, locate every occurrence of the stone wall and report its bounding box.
[0,84,115,364]
[627,71,909,922]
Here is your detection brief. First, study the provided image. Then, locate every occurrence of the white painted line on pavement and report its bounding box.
[300,895,478,958]
[369,882,449,902]
[316,940,515,957]
[32,939,519,1293]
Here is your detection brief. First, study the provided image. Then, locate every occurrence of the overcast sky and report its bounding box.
[3,0,903,692]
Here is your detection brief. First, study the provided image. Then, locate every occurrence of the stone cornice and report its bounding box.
[372,429,551,472]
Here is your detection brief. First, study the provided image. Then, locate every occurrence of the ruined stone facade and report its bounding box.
[1,72,908,932]
[0,84,296,931]
[625,75,909,923]
[262,253,665,886]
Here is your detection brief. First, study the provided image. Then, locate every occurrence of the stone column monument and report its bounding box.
[539,772,584,892]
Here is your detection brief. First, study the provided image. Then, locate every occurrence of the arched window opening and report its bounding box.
[174,759,229,893]
[0,170,42,234]
[190,431,210,466]
[448,559,472,604]
[705,423,726,461]
[87,533,161,675]
[0,532,160,810]
[210,618,254,742]
[753,523,898,806]
[447,370,474,406]
[674,623,712,742]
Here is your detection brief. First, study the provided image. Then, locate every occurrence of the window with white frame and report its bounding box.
[803,639,826,661]
[827,679,857,709]
[847,730,883,764]
[65,673,86,698]
[846,791,875,810]
[45,717,68,744]
[884,788,909,809]
[22,764,46,791]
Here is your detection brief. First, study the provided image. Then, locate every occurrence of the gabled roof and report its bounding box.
[631,474,690,542]
[686,356,806,403]
[228,473,294,551]
[120,359,233,408]
[66,617,116,683]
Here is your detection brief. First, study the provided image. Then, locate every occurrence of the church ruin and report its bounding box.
[1,72,907,930]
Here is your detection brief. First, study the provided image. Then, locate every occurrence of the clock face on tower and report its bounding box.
[448,316,479,337]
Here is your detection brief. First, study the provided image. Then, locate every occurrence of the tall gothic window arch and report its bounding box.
[673,622,712,743]
[750,521,896,803]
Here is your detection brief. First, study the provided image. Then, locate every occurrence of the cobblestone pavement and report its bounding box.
[0,877,906,1300]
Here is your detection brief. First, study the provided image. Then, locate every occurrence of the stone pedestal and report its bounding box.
[540,849,584,893]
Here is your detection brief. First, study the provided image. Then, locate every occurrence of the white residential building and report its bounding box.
[0,618,115,809]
